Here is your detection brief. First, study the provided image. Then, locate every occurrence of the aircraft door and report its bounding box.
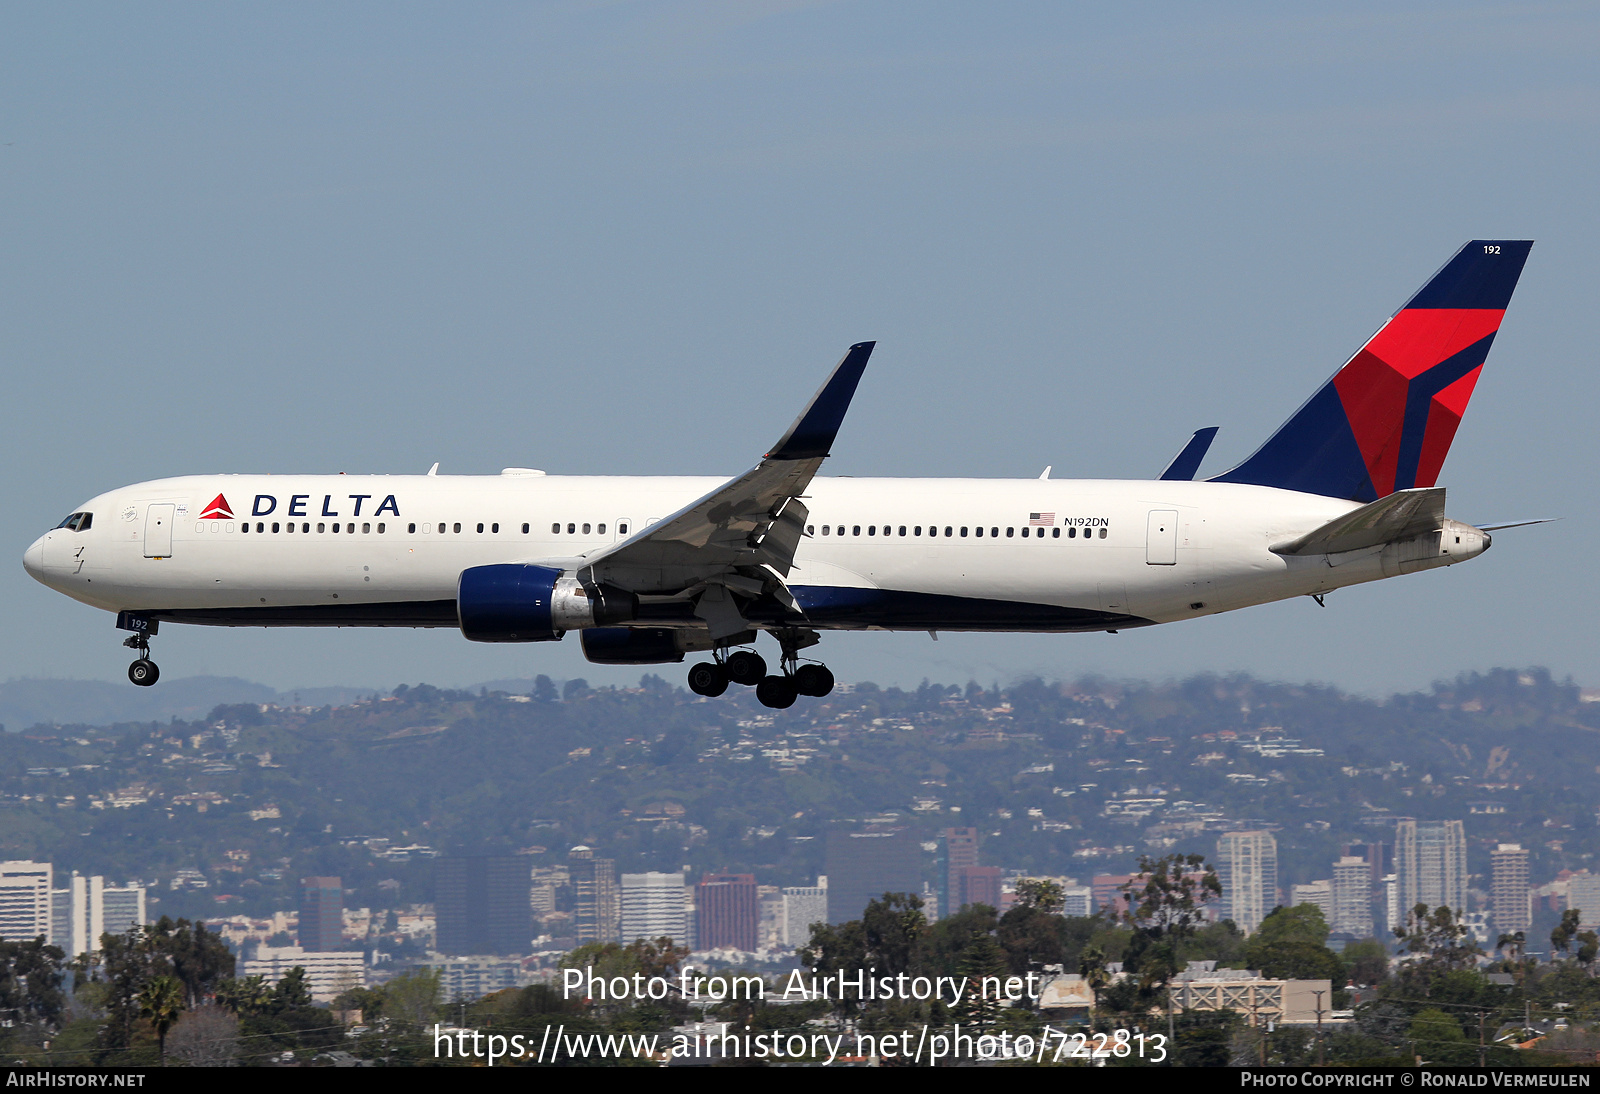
[144,504,175,558]
[1145,510,1178,565]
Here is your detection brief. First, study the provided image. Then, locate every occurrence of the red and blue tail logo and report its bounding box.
[1213,240,1532,501]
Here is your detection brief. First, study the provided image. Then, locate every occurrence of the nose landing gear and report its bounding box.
[124,634,160,687]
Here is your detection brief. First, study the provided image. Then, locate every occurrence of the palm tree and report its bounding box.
[139,975,185,1065]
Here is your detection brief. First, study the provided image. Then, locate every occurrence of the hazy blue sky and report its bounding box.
[4,3,1597,696]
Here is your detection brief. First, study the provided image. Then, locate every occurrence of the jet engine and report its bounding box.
[457,564,637,642]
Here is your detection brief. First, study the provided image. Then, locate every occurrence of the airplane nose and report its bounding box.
[23,535,47,582]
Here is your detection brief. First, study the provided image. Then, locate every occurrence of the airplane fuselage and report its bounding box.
[24,471,1488,636]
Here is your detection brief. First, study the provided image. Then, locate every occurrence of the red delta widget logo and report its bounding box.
[199,494,234,520]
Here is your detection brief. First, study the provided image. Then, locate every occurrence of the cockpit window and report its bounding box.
[55,512,92,532]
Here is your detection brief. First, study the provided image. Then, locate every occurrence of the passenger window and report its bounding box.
[597,523,605,534]
[853,525,861,536]
[567,523,575,534]
[898,526,906,536]
[975,527,983,537]
[477,523,484,533]
[551,523,560,534]
[522,523,530,534]
[1052,527,1060,538]
[363,523,371,534]
[271,522,280,533]
[991,527,999,537]
[868,526,876,536]
[453,523,461,534]
[958,527,966,537]
[582,523,591,535]
[317,523,326,533]
[1099,527,1107,539]
[377,523,385,533]
[437,523,445,534]
[914,526,922,536]
[409,523,417,533]
[1006,527,1014,537]
[347,523,354,534]
[821,526,830,536]
[806,525,813,536]
[241,522,249,534]
[619,523,629,535]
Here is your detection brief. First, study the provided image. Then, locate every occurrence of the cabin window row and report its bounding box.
[392,522,632,536]
[805,524,1108,540]
[234,522,386,534]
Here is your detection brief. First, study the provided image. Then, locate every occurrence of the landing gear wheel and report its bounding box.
[687,661,729,697]
[793,664,834,697]
[725,650,768,687]
[755,674,798,709]
[128,659,160,687]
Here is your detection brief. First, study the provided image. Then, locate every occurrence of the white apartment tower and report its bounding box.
[0,861,52,945]
[619,871,688,946]
[782,877,829,948]
[1332,856,1375,937]
[1216,832,1278,934]
[1489,844,1531,934]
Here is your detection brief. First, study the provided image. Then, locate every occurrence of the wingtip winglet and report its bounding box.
[765,341,876,461]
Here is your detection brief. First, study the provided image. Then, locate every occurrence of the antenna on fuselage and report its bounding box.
[427,462,439,476]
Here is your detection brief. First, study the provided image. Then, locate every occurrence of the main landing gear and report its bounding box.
[685,628,834,709]
[124,633,160,687]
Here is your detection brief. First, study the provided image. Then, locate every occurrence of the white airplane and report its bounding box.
[25,241,1534,708]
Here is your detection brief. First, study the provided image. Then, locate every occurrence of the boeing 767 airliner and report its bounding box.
[25,241,1534,708]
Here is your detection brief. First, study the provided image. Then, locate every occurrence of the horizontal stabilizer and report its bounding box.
[1272,487,1445,556]
[1474,517,1557,532]
[1158,427,1219,481]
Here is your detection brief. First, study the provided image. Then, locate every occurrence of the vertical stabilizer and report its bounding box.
[1211,241,1532,501]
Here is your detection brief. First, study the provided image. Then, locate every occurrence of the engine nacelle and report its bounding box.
[457,564,637,643]
[580,627,687,665]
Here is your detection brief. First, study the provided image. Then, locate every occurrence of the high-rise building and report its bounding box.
[1567,873,1600,931]
[1291,880,1333,920]
[957,866,1003,911]
[619,871,687,945]
[0,861,52,945]
[1332,856,1375,937]
[299,876,343,952]
[50,873,144,956]
[1489,844,1531,934]
[783,877,828,948]
[695,873,758,952]
[101,883,147,938]
[941,828,979,919]
[1395,820,1466,918]
[825,831,920,925]
[436,856,532,955]
[569,847,619,944]
[1216,832,1277,934]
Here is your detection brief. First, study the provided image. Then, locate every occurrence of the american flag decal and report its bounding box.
[1029,512,1054,526]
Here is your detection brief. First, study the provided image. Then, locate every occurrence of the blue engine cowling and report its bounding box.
[580,627,686,665]
[457,564,637,643]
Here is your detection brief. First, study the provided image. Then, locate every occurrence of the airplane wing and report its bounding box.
[580,342,874,637]
[1271,487,1446,557]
